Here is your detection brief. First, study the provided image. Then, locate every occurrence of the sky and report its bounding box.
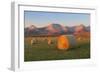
[24,11,90,27]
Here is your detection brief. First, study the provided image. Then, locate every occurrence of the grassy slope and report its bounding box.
[24,37,90,61]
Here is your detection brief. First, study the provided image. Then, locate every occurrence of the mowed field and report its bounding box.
[24,35,90,61]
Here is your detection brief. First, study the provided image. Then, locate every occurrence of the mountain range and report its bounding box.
[24,23,90,37]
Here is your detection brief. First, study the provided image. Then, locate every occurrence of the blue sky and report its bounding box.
[24,11,90,27]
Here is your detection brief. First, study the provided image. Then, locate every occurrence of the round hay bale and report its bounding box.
[47,37,52,45]
[57,35,77,50]
[31,38,36,45]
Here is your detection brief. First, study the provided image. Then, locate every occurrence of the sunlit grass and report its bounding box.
[24,36,90,61]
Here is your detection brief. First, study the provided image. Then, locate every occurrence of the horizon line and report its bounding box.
[25,23,90,28]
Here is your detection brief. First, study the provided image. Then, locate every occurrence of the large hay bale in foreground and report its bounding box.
[57,35,77,50]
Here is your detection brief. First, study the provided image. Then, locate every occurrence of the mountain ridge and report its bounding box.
[24,23,90,36]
